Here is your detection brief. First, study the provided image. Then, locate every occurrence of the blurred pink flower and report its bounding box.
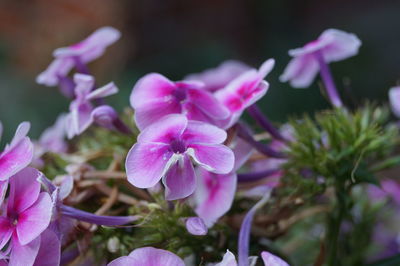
[37,27,120,87]
[125,114,234,200]
[280,29,361,88]
[130,73,230,130]
[186,60,251,92]
[185,217,208,236]
[107,247,184,266]
[65,74,118,138]
[389,86,400,117]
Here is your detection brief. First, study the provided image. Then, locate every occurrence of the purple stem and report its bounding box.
[238,191,271,266]
[247,104,286,141]
[237,168,280,183]
[73,57,90,75]
[113,118,133,135]
[60,205,136,226]
[314,51,343,108]
[236,123,286,159]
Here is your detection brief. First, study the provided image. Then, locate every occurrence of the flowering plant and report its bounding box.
[1,27,399,266]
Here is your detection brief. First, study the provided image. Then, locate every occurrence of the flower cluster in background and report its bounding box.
[1,26,399,266]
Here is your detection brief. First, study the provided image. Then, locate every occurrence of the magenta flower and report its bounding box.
[280,29,361,107]
[185,217,208,236]
[65,74,118,138]
[107,247,184,266]
[0,167,53,266]
[185,60,251,92]
[0,122,34,205]
[36,27,121,87]
[129,73,230,130]
[389,86,400,117]
[125,114,234,200]
[214,59,275,128]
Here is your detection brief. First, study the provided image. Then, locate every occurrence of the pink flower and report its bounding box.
[36,27,120,87]
[280,29,361,88]
[194,137,254,227]
[0,122,34,205]
[65,74,118,138]
[125,114,234,200]
[389,86,400,117]
[107,247,184,266]
[130,73,230,130]
[215,59,275,128]
[185,60,251,92]
[0,167,53,266]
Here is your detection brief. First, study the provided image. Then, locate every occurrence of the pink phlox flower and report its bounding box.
[185,60,251,92]
[214,59,275,129]
[130,73,230,130]
[38,114,68,154]
[194,137,253,227]
[0,122,34,206]
[36,27,120,87]
[280,29,361,88]
[66,74,118,139]
[0,167,53,266]
[107,247,185,266]
[125,114,234,200]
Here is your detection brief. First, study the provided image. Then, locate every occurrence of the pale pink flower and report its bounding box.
[107,247,184,266]
[389,86,400,117]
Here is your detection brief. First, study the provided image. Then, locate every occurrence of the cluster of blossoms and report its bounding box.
[2,26,399,266]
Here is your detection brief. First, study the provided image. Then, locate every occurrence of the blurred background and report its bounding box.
[1,0,400,141]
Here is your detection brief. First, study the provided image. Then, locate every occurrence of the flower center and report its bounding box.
[9,212,19,226]
[170,139,186,154]
[172,88,187,102]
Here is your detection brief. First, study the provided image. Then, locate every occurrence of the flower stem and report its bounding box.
[326,182,347,266]
[247,104,286,141]
[236,123,286,159]
[237,168,280,183]
[314,52,343,108]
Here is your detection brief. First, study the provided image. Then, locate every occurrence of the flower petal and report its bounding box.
[73,74,95,98]
[183,120,227,145]
[130,73,176,109]
[8,167,42,214]
[39,114,67,153]
[163,155,196,200]
[137,114,187,144]
[188,144,234,174]
[0,180,7,207]
[320,29,361,62]
[36,58,75,87]
[0,217,13,250]
[126,143,173,188]
[185,60,251,92]
[86,82,119,100]
[187,88,230,120]
[134,100,182,131]
[54,27,121,61]
[33,229,61,266]
[108,256,136,266]
[195,169,237,227]
[16,192,53,245]
[185,217,208,235]
[215,250,238,266]
[128,247,185,266]
[9,234,40,266]
[261,251,289,266]
[389,86,400,117]
[279,54,319,88]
